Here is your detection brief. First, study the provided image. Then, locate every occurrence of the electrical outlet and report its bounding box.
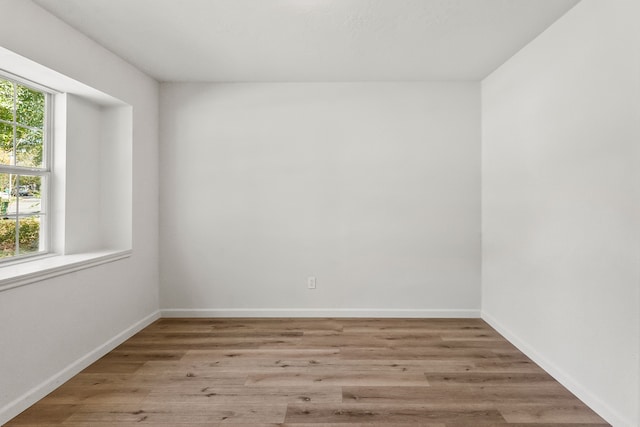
[307,276,316,289]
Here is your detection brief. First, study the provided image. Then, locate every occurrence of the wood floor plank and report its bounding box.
[97,349,187,361]
[246,371,430,387]
[134,357,484,375]
[61,371,246,388]
[340,346,512,360]
[284,403,506,423]
[116,337,302,350]
[42,386,150,405]
[281,424,446,427]
[343,384,580,405]
[152,318,344,333]
[143,386,342,405]
[79,360,145,374]
[5,404,77,425]
[282,423,446,427]
[497,403,609,424]
[472,358,541,373]
[61,424,283,427]
[4,318,609,426]
[337,318,488,329]
[446,424,610,427]
[135,330,305,338]
[425,372,556,386]
[61,403,287,424]
[181,348,341,360]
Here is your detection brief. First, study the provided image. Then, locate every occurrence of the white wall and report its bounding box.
[0,0,159,423]
[481,0,640,425]
[63,95,103,253]
[61,95,133,254]
[100,105,133,250]
[160,82,480,316]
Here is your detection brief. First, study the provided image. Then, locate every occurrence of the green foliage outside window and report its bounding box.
[0,217,40,258]
[0,78,45,167]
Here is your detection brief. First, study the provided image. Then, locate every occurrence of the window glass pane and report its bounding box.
[0,173,15,216]
[0,175,45,258]
[17,175,42,214]
[0,79,13,122]
[16,84,44,129]
[18,215,42,255]
[0,122,13,165]
[16,126,43,168]
[0,217,17,258]
[0,173,16,258]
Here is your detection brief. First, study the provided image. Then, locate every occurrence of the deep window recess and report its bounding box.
[0,74,50,261]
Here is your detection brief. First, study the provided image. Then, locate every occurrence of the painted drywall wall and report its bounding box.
[0,0,159,423]
[160,82,480,316]
[63,95,103,252]
[481,0,640,425]
[100,105,133,251]
[61,95,133,254]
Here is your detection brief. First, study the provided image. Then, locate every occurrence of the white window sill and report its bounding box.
[0,249,132,293]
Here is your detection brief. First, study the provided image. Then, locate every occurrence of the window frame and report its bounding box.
[0,71,52,264]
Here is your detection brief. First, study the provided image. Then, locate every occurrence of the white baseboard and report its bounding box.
[481,310,632,427]
[0,310,161,426]
[161,308,480,318]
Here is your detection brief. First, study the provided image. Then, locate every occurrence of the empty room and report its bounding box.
[0,0,638,425]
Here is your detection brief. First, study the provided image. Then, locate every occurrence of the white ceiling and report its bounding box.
[32,0,580,82]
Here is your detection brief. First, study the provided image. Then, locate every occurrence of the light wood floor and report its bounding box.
[6,318,609,426]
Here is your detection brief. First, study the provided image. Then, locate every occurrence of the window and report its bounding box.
[0,48,133,290]
[0,74,50,261]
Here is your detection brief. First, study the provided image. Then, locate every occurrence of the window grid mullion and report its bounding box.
[0,166,49,175]
[12,83,19,255]
[3,213,46,218]
[15,178,20,255]
[0,118,42,132]
[12,81,16,166]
